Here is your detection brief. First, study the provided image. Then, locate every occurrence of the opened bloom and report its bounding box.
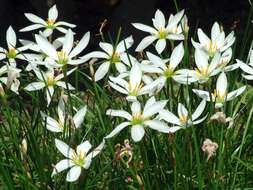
[35,29,90,67]
[42,98,87,133]
[0,26,30,66]
[132,9,184,54]
[20,5,76,37]
[109,63,158,102]
[105,96,172,142]
[83,36,134,81]
[188,49,221,83]
[193,72,246,108]
[24,68,76,106]
[52,139,105,182]
[146,42,191,89]
[159,99,207,132]
[192,22,235,57]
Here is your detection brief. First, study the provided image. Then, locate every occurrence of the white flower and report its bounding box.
[193,72,246,108]
[42,98,87,133]
[20,5,76,37]
[0,26,30,67]
[82,36,134,81]
[24,68,76,106]
[132,9,184,54]
[108,63,159,102]
[146,42,191,89]
[105,96,173,142]
[188,49,221,83]
[192,22,235,57]
[0,64,21,94]
[35,29,90,67]
[159,99,207,132]
[237,50,253,80]
[52,139,105,182]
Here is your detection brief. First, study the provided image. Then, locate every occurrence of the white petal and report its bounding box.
[144,120,170,133]
[58,98,65,124]
[115,62,127,73]
[132,23,157,34]
[135,35,157,52]
[24,13,46,25]
[66,166,82,182]
[73,106,87,128]
[143,100,167,118]
[155,39,166,54]
[82,51,108,60]
[6,26,17,49]
[106,109,132,120]
[209,52,221,72]
[170,42,184,69]
[153,9,166,29]
[131,125,145,142]
[159,110,181,125]
[146,52,166,70]
[192,89,211,101]
[52,159,74,177]
[77,140,92,155]
[109,81,128,94]
[55,139,75,159]
[35,34,58,60]
[211,22,221,41]
[69,32,90,58]
[178,103,188,119]
[197,29,210,45]
[216,72,227,97]
[130,63,142,89]
[192,115,208,125]
[99,42,113,55]
[62,29,74,55]
[89,139,105,158]
[94,62,110,81]
[131,101,141,114]
[56,81,75,90]
[55,21,76,28]
[195,49,208,70]
[191,99,206,121]
[116,36,134,53]
[45,117,62,132]
[46,86,54,106]
[20,24,44,32]
[48,5,58,21]
[24,82,45,91]
[227,86,246,101]
[105,122,130,139]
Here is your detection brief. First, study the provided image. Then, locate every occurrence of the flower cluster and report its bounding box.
[0,5,250,183]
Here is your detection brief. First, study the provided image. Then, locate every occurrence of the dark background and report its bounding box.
[0,0,251,50]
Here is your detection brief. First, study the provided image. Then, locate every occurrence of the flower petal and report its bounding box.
[132,23,157,34]
[66,166,82,182]
[77,140,92,155]
[48,5,58,21]
[192,99,206,121]
[131,125,145,142]
[6,26,17,49]
[106,109,132,120]
[135,35,157,52]
[51,159,74,177]
[73,106,87,128]
[24,82,45,91]
[24,13,46,25]
[105,122,130,139]
[55,139,75,159]
[159,109,181,125]
[155,39,166,54]
[144,120,170,133]
[94,62,110,81]
[69,32,90,58]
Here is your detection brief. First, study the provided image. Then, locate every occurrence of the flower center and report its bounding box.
[212,89,226,102]
[57,51,68,65]
[7,48,17,59]
[46,73,55,86]
[179,114,188,125]
[164,65,175,78]
[131,113,144,125]
[46,18,56,28]
[206,41,218,57]
[72,151,86,167]
[158,28,168,39]
[196,66,209,78]
[128,82,143,96]
[110,52,121,64]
